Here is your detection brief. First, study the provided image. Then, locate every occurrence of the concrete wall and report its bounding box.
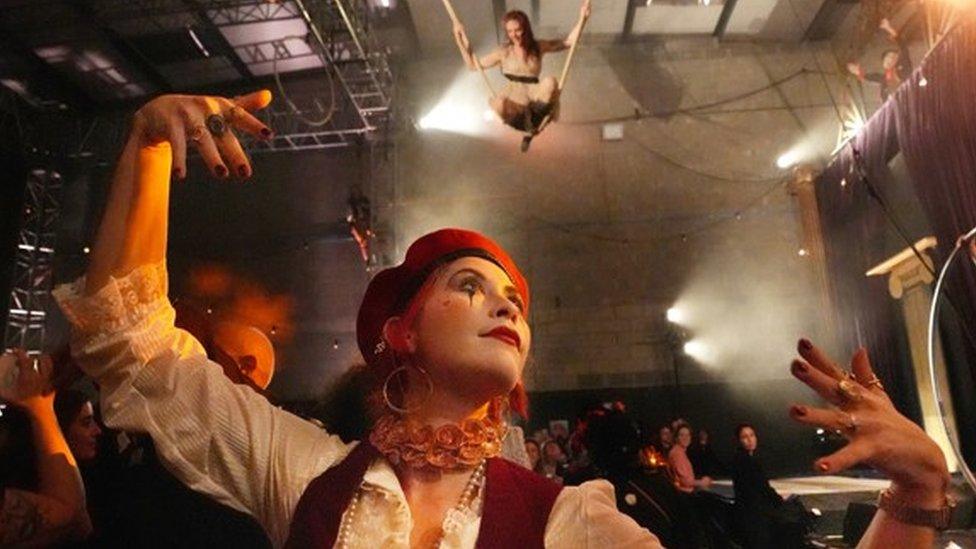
[395,38,843,389]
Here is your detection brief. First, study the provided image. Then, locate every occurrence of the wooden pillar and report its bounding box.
[788,166,837,348]
[867,237,959,472]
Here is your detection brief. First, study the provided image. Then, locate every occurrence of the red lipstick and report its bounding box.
[483,327,521,350]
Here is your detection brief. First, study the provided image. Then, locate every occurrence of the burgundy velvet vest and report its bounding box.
[284,441,562,548]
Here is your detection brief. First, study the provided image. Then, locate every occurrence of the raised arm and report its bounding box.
[53,93,351,546]
[790,341,949,549]
[452,21,502,71]
[541,0,591,54]
[0,351,90,546]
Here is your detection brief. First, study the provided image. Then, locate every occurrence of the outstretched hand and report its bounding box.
[132,90,274,181]
[789,339,949,505]
[0,349,55,410]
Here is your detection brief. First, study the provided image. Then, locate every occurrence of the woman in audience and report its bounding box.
[0,351,91,545]
[731,423,799,548]
[669,423,713,493]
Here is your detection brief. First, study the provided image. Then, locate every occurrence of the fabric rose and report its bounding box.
[434,424,465,449]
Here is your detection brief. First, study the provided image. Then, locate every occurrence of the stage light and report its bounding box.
[919,76,928,87]
[683,340,708,361]
[776,150,799,169]
[418,104,481,134]
[816,428,825,435]
[332,339,340,350]
[666,307,684,324]
[83,246,90,254]
[797,248,808,257]
[840,178,847,188]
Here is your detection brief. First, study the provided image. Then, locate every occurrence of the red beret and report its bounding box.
[356,228,529,363]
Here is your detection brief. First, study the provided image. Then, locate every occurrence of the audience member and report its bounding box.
[732,424,810,548]
[524,438,543,473]
[0,351,92,545]
[541,439,568,483]
[688,427,725,479]
[657,424,674,453]
[846,18,914,101]
[669,423,713,493]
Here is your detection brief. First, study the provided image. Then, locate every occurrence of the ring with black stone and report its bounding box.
[206,114,228,137]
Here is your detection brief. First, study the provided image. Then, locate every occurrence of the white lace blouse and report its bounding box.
[53,262,661,548]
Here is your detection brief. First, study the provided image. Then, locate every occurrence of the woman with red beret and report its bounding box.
[52,91,950,548]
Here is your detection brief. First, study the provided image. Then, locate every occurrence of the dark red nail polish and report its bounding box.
[790,405,807,417]
[817,462,829,472]
[791,360,808,375]
[260,128,272,138]
[215,164,228,178]
[237,165,248,178]
[799,338,812,351]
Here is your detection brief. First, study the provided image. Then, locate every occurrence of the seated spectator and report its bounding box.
[688,427,725,479]
[54,390,102,464]
[524,438,543,474]
[583,405,707,548]
[732,424,809,548]
[0,350,91,545]
[657,424,674,454]
[669,423,713,493]
[541,439,568,483]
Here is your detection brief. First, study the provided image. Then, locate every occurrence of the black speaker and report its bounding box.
[842,502,878,546]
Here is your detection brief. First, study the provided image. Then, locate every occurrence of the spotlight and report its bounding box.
[332,339,339,350]
[683,340,707,360]
[797,248,808,257]
[666,307,683,324]
[840,178,847,188]
[776,150,799,169]
[919,76,928,87]
[83,246,90,254]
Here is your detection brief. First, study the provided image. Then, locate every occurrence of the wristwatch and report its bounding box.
[877,488,955,530]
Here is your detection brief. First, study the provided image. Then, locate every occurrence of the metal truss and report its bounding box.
[294,0,394,131]
[4,168,61,355]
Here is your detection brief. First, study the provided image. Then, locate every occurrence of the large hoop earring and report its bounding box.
[382,364,434,414]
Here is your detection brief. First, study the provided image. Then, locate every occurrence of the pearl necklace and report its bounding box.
[335,459,487,548]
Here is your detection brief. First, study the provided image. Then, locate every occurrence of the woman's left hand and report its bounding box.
[789,339,949,506]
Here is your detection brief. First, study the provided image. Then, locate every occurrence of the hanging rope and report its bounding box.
[441,0,497,98]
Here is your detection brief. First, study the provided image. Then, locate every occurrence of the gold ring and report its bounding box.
[837,378,863,402]
[227,105,245,123]
[188,125,205,143]
[865,375,885,391]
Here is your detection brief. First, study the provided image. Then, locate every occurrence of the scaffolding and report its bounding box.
[4,168,61,356]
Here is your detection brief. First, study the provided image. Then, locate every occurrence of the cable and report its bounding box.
[560,69,816,127]
[526,176,788,245]
[628,135,784,183]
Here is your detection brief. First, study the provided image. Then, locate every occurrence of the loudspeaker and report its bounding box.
[842,501,878,546]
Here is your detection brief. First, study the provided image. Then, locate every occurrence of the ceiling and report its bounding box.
[0,0,848,113]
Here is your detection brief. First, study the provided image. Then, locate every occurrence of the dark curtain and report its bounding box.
[817,17,976,461]
[893,17,976,463]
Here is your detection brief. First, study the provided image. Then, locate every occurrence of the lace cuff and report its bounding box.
[53,262,169,338]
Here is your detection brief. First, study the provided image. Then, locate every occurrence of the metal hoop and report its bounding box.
[382,364,434,414]
[928,226,976,492]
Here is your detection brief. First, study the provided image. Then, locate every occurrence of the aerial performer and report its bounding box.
[448,0,591,152]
